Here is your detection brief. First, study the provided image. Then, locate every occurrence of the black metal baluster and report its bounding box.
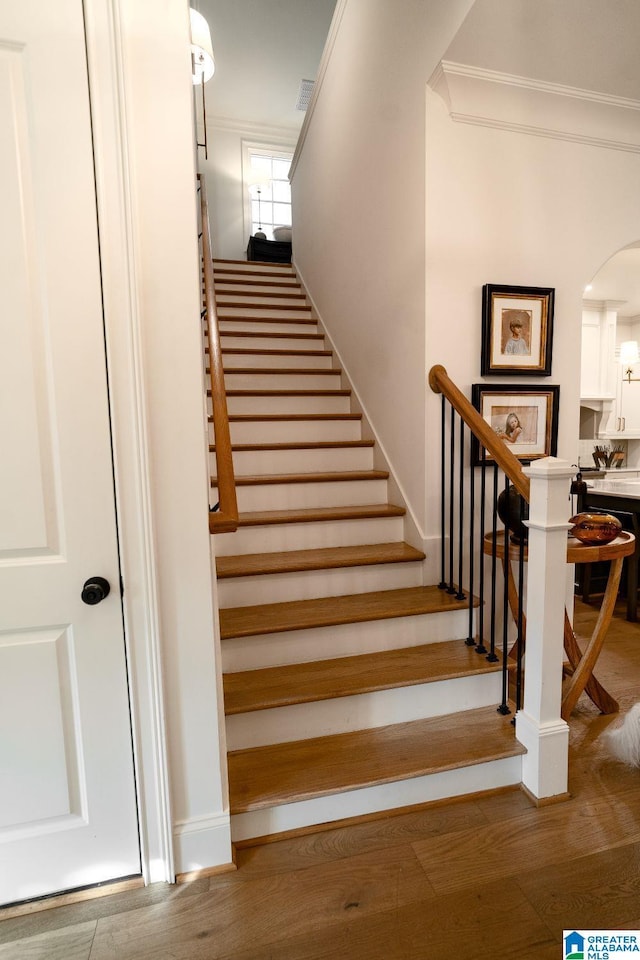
[484,464,499,659]
[482,463,498,663]
[438,396,447,590]
[500,475,511,716]
[488,465,499,669]
[466,450,476,646]
[456,418,466,600]
[475,448,488,655]
[447,406,456,594]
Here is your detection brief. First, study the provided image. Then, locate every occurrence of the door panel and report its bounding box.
[0,0,140,904]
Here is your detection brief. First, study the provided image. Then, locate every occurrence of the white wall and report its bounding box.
[290,0,476,536]
[105,0,232,874]
[291,0,640,545]
[423,89,640,527]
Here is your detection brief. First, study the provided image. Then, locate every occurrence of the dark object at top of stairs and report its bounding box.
[247,236,292,264]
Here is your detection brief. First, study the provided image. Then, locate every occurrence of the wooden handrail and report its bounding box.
[198,174,238,534]
[428,364,530,501]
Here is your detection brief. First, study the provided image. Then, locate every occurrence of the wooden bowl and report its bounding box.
[569,513,622,545]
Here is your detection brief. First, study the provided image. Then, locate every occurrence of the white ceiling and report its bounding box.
[446,0,640,100]
[197,0,337,133]
[447,0,640,318]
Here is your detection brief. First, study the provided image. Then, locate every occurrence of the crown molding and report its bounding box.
[582,299,628,312]
[290,0,348,180]
[205,113,300,144]
[429,60,640,154]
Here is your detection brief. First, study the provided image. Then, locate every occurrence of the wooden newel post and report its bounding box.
[516,456,573,802]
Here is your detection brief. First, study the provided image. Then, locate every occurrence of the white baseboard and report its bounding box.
[172,812,232,875]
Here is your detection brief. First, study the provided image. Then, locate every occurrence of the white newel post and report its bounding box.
[515,457,573,801]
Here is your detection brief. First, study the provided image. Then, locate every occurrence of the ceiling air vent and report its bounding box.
[295,79,315,111]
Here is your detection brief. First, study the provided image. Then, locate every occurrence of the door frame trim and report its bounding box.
[83,0,174,883]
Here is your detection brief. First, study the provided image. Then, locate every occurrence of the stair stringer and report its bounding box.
[292,261,439,584]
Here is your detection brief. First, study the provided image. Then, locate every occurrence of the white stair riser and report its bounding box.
[221,335,324,350]
[217,559,423,607]
[226,672,502,750]
[230,756,523,842]
[222,352,333,370]
[214,263,294,276]
[226,445,374,474]
[225,372,342,391]
[218,320,317,335]
[214,477,387,513]
[218,307,312,319]
[229,418,361,444]
[217,296,308,310]
[221,607,471,671]
[216,269,298,279]
[225,394,351,416]
[216,284,302,296]
[214,515,404,556]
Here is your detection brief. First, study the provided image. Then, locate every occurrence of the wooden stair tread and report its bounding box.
[214,278,301,288]
[217,316,317,326]
[235,503,405,528]
[222,367,341,376]
[218,332,324,341]
[223,639,499,715]
[221,348,332,357]
[216,542,425,579]
[212,470,388,487]
[228,705,524,813]
[217,301,311,311]
[227,413,361,422]
[214,258,293,268]
[215,290,306,299]
[220,585,470,639]
[223,389,351,397]
[211,440,374,452]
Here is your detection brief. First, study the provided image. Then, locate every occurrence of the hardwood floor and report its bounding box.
[2,598,640,959]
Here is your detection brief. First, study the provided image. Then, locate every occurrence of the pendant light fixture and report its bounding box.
[190,8,215,159]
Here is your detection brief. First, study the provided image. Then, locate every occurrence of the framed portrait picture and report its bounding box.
[471,384,559,465]
[481,284,554,376]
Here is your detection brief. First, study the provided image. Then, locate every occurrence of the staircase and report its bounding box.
[210,258,525,843]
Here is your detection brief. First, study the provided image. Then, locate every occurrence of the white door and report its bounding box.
[0,0,140,904]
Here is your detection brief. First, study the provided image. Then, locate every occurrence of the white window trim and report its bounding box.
[241,140,295,246]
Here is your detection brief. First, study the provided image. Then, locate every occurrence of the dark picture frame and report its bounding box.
[481,284,554,376]
[471,384,560,465]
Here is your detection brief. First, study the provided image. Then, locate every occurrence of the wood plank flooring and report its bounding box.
[2,599,640,960]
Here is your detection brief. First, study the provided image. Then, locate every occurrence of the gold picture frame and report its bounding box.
[481,284,554,376]
[471,384,560,465]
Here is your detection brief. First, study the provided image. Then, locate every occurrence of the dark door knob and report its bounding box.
[81,576,111,605]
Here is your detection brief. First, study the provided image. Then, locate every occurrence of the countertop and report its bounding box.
[586,478,640,500]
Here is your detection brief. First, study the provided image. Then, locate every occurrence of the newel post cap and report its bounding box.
[522,456,574,480]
